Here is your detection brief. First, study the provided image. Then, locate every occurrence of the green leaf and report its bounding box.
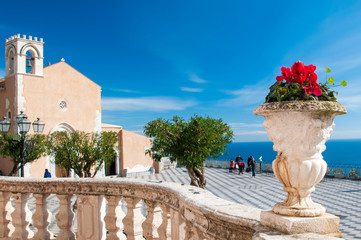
[327,77,335,85]
[325,67,331,73]
[341,80,347,87]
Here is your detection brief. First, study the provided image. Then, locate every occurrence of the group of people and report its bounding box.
[229,155,256,177]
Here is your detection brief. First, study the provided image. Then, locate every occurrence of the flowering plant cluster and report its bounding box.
[265,61,346,103]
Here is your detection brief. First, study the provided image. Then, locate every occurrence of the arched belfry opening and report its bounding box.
[25,51,35,74]
[4,34,44,77]
[7,49,15,75]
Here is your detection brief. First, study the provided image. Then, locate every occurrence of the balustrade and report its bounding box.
[0,177,334,239]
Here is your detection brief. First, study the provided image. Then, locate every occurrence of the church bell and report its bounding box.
[26,58,32,67]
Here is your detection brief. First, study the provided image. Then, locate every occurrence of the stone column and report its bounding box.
[0,192,11,238]
[104,195,121,240]
[116,199,127,239]
[77,195,103,240]
[170,208,181,240]
[122,197,144,240]
[142,202,162,240]
[10,192,30,239]
[157,205,171,240]
[56,194,75,240]
[32,193,51,240]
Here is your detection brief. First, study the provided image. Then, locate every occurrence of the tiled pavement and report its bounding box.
[132,167,361,240]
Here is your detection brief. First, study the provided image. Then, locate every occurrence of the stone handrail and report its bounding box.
[0,177,342,240]
[0,177,269,240]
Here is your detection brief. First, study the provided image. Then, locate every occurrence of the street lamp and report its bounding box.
[0,111,45,177]
[0,117,10,133]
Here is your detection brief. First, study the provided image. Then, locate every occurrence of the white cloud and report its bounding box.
[219,80,269,107]
[229,122,263,128]
[102,96,197,112]
[128,129,145,135]
[189,73,207,83]
[338,95,361,111]
[233,130,267,136]
[181,87,203,93]
[102,88,142,94]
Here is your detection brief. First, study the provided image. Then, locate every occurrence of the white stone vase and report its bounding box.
[254,101,346,217]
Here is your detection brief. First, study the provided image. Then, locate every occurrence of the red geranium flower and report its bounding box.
[276,61,322,96]
[303,82,322,96]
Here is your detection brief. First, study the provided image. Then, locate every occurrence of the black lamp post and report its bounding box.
[0,111,45,177]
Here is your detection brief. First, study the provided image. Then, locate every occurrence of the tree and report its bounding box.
[144,115,233,188]
[46,131,118,178]
[0,133,47,176]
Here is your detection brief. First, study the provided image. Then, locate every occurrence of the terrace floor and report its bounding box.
[131,167,361,239]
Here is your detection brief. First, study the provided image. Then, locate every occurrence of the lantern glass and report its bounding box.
[16,111,26,125]
[32,118,45,133]
[18,117,31,133]
[0,117,11,133]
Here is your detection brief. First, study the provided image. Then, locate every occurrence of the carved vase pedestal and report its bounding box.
[254,101,346,217]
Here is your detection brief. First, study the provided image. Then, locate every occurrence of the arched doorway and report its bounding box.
[49,123,75,178]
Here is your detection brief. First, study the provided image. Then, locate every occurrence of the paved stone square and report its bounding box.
[132,167,361,239]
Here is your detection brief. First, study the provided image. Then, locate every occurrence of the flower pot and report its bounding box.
[254,101,346,217]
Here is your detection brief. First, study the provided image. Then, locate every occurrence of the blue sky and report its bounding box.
[1,0,361,142]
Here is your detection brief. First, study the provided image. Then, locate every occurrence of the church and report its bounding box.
[0,34,157,178]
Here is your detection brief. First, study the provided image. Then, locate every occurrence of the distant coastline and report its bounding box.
[217,139,361,166]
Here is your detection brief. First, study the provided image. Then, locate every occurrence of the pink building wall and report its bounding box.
[120,129,158,176]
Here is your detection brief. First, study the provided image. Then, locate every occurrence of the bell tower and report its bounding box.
[5,34,44,77]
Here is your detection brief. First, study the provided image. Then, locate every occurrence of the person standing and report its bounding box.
[229,159,235,173]
[238,159,245,174]
[44,169,52,178]
[247,156,252,171]
[235,154,242,164]
[249,156,256,177]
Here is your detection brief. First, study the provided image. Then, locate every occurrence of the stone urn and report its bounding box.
[254,101,346,217]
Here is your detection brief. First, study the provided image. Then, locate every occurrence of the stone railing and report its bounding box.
[0,177,339,240]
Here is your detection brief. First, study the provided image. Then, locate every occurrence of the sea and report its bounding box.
[215,139,361,167]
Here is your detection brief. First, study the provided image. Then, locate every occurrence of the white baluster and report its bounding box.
[10,193,30,239]
[32,193,50,240]
[56,194,75,240]
[104,195,121,240]
[122,197,144,240]
[0,192,11,238]
[142,202,162,240]
[77,195,104,240]
[157,205,171,240]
